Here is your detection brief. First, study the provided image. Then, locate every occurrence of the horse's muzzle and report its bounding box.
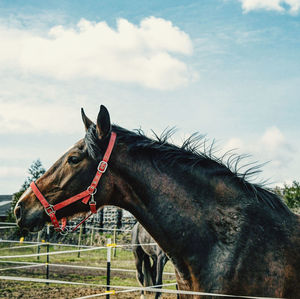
[14,200,45,232]
[14,202,23,224]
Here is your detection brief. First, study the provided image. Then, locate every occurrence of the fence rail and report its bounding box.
[0,225,287,299]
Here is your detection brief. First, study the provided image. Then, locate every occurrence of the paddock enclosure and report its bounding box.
[0,222,177,298]
[1,222,295,298]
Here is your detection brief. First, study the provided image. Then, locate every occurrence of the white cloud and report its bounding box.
[0,166,26,178]
[223,126,296,185]
[261,126,285,150]
[0,17,194,90]
[0,99,82,134]
[223,137,245,152]
[239,0,300,14]
[224,126,290,157]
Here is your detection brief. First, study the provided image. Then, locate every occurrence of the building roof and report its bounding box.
[0,195,12,217]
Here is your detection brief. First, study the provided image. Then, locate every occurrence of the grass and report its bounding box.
[0,238,177,298]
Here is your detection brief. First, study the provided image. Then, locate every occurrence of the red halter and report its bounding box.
[30,131,117,233]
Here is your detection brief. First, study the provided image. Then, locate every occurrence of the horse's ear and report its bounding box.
[96,105,111,140]
[81,108,94,131]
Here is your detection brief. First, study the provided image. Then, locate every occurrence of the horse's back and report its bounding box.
[133,222,165,258]
[131,222,139,247]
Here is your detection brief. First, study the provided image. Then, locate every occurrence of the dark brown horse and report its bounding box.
[132,222,169,298]
[15,105,300,298]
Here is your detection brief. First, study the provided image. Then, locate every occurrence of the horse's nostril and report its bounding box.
[15,205,22,220]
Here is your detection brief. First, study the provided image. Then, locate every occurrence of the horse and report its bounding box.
[132,222,169,298]
[15,105,300,299]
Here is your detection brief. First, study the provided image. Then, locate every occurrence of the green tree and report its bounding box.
[275,181,300,212]
[7,159,46,222]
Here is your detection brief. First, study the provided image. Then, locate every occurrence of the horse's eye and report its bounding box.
[68,156,81,164]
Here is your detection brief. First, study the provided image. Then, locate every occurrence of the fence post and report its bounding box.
[113,228,117,258]
[90,226,95,246]
[77,225,83,258]
[106,238,111,299]
[46,224,50,285]
[90,216,95,246]
[37,230,41,261]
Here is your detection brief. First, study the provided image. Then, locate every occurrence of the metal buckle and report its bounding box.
[97,161,108,173]
[45,205,55,216]
[89,194,96,204]
[87,186,97,195]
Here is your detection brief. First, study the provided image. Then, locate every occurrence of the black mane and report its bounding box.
[85,124,289,213]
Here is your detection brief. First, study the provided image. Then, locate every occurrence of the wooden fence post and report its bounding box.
[77,225,83,258]
[37,230,41,261]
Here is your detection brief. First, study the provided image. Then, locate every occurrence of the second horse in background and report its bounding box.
[132,222,169,299]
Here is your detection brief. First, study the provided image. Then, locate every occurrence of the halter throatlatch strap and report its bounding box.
[30,131,117,233]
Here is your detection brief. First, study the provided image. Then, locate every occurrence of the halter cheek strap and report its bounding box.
[30,131,117,233]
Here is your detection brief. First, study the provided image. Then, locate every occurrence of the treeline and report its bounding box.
[275,181,300,213]
[7,159,45,222]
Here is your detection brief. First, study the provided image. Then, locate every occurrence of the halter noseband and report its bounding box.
[30,131,117,234]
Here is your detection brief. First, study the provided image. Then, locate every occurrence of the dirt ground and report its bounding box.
[0,239,177,298]
[0,264,177,299]
[0,280,177,298]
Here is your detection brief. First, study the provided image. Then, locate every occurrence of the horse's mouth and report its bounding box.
[16,217,46,233]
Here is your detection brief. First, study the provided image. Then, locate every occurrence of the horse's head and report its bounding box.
[14,105,114,232]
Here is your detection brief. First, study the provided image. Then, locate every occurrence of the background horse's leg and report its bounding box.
[154,254,168,299]
[151,256,157,286]
[133,246,146,299]
[143,254,154,290]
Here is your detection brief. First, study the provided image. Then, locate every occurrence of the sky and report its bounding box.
[0,0,299,194]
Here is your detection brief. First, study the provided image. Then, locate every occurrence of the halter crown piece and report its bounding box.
[30,131,117,234]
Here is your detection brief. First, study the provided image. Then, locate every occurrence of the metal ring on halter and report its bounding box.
[59,227,70,235]
[87,186,97,195]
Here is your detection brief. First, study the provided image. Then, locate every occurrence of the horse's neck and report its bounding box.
[109,148,239,274]
[113,158,195,249]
